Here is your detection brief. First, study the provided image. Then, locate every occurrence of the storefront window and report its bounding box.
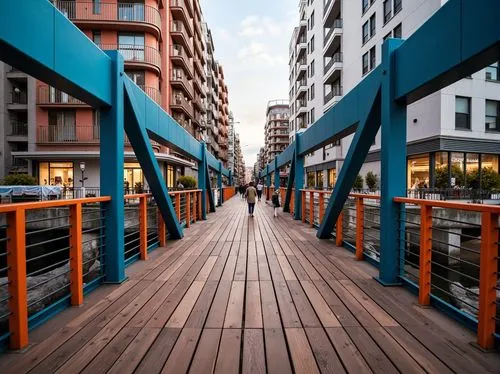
[39,161,74,187]
[465,153,479,188]
[124,162,143,192]
[328,168,336,188]
[306,171,315,187]
[450,152,465,187]
[407,154,429,189]
[434,152,449,188]
[167,165,175,188]
[480,154,500,190]
[316,170,324,188]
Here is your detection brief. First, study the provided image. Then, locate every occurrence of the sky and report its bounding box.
[199,0,297,167]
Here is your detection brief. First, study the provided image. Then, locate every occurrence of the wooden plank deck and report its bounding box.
[1,197,499,373]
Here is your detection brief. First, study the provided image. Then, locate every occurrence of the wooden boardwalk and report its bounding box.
[1,197,499,373]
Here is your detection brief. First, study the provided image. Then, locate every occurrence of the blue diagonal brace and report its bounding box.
[206,161,216,213]
[123,80,183,239]
[283,154,295,213]
[317,88,381,238]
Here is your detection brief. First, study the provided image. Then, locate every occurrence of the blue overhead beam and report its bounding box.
[395,0,500,103]
[0,0,112,107]
[276,143,294,168]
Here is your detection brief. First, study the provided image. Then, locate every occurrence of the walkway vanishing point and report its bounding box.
[0,197,498,374]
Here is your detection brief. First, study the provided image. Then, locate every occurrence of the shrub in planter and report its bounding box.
[176,175,197,189]
[2,173,37,186]
[365,171,378,191]
[353,174,364,190]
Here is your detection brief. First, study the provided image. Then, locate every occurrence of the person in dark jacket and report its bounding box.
[271,188,280,217]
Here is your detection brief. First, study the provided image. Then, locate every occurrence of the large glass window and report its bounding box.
[407,154,429,189]
[485,100,500,132]
[485,62,499,81]
[167,164,175,188]
[394,0,402,14]
[118,1,145,21]
[328,168,336,188]
[434,151,449,188]
[455,96,471,129]
[393,23,402,38]
[450,152,465,187]
[362,52,369,75]
[369,13,376,37]
[369,46,376,69]
[362,0,369,14]
[465,153,480,188]
[39,162,74,187]
[118,33,145,61]
[362,21,369,44]
[316,170,324,188]
[48,110,76,142]
[383,0,392,23]
[307,171,315,187]
[124,162,144,192]
[480,154,500,191]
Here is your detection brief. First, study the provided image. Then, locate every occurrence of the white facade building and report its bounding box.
[289,0,500,191]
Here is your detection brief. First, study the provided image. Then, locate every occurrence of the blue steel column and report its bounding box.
[198,143,208,219]
[274,157,280,191]
[378,39,406,286]
[101,51,126,283]
[266,165,271,198]
[283,156,295,212]
[294,133,304,220]
[217,162,223,206]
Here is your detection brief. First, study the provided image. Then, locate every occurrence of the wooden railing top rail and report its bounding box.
[394,196,500,213]
[0,196,111,213]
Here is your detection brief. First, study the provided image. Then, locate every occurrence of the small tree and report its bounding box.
[177,175,197,189]
[2,174,37,185]
[353,174,364,190]
[365,171,378,191]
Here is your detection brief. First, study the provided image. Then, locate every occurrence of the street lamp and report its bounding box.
[79,161,88,197]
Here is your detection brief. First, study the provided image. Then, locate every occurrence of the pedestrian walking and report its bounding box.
[256,181,263,202]
[244,182,257,217]
[271,188,280,217]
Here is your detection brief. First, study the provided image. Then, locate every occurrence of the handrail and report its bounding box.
[0,196,110,213]
[394,196,500,213]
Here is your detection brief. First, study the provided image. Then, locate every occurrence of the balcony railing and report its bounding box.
[138,85,161,104]
[9,122,28,136]
[324,86,343,104]
[100,44,161,71]
[171,72,193,97]
[170,0,193,18]
[323,19,343,46]
[9,91,27,104]
[324,52,343,74]
[54,1,161,32]
[37,124,100,143]
[37,86,85,105]
[171,92,193,118]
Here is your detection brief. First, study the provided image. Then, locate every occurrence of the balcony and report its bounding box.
[8,122,28,138]
[55,1,161,39]
[323,0,341,25]
[138,85,161,105]
[296,38,307,60]
[193,57,204,78]
[296,100,307,115]
[323,19,342,54]
[296,59,307,78]
[170,20,193,58]
[324,86,343,106]
[37,124,100,144]
[8,90,28,109]
[171,92,194,118]
[37,86,87,107]
[100,44,161,73]
[192,94,203,111]
[170,0,193,35]
[170,45,193,79]
[193,76,206,97]
[171,71,193,99]
[323,52,343,84]
[295,80,307,97]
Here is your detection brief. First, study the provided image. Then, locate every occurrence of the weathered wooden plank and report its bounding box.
[273,280,301,328]
[196,256,218,281]
[260,280,282,329]
[223,281,245,328]
[188,329,222,374]
[287,280,321,327]
[245,281,263,328]
[221,255,237,280]
[185,281,219,328]
[257,255,272,281]
[234,253,247,281]
[285,328,320,374]
[205,280,232,328]
[242,329,266,374]
[166,280,205,328]
[264,328,293,374]
[325,327,372,374]
[214,329,241,374]
[134,328,181,373]
[276,255,297,280]
[162,328,202,374]
[305,327,346,374]
[300,280,341,327]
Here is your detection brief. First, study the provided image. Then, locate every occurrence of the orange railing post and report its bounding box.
[477,211,499,349]
[290,189,295,216]
[319,192,325,224]
[192,192,197,223]
[176,193,181,222]
[6,208,28,349]
[139,195,148,260]
[186,192,191,228]
[355,197,364,261]
[418,204,432,306]
[158,209,166,247]
[301,190,306,223]
[198,191,202,220]
[309,191,314,227]
[69,202,83,306]
[335,212,343,247]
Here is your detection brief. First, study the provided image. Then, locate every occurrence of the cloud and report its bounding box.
[237,42,286,67]
[238,15,282,37]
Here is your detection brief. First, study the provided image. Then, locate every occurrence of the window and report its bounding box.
[394,0,402,15]
[92,31,101,45]
[455,96,471,129]
[92,0,100,14]
[310,11,315,29]
[486,62,500,81]
[369,46,376,69]
[362,0,369,13]
[48,110,76,142]
[393,23,402,38]
[310,60,315,77]
[126,71,145,86]
[383,32,392,41]
[124,162,144,191]
[383,0,392,23]
[310,36,315,52]
[370,13,376,37]
[328,168,336,188]
[118,33,145,61]
[485,100,500,132]
[310,83,315,100]
[118,2,145,22]
[39,162,74,187]
[407,154,430,189]
[362,52,369,75]
[362,21,369,44]
[310,108,315,123]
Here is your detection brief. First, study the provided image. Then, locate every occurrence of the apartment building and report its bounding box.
[288,0,500,191]
[0,0,232,191]
[264,100,290,163]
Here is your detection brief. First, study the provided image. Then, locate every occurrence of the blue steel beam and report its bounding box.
[0,0,112,107]
[124,79,183,239]
[276,143,294,168]
[283,154,295,213]
[207,151,230,176]
[395,0,500,103]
